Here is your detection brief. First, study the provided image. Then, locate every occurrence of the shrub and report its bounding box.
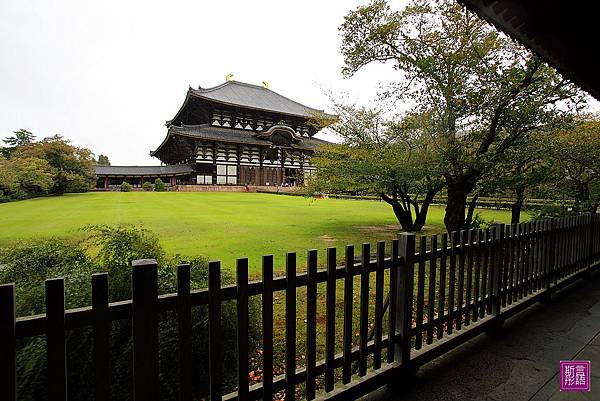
[142,181,153,191]
[469,212,495,230]
[0,238,93,316]
[154,178,165,192]
[120,181,132,192]
[1,225,258,400]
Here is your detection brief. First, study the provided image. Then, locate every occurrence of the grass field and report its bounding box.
[0,192,520,275]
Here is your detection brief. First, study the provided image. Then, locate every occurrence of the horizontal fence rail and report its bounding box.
[1,214,600,400]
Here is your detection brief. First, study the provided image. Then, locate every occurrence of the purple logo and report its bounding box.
[560,361,590,392]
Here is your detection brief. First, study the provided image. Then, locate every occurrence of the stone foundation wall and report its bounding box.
[176,185,253,192]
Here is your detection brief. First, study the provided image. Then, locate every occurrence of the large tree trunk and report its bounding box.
[465,195,479,228]
[511,188,525,224]
[444,174,478,233]
[412,187,442,231]
[381,193,414,231]
[390,202,414,231]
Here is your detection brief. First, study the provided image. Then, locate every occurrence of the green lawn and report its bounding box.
[0,192,518,275]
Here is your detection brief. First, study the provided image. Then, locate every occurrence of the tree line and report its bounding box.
[310,0,598,233]
[0,129,109,202]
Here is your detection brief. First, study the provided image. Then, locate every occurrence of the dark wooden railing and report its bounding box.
[1,214,600,400]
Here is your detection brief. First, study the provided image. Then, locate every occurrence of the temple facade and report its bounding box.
[95,79,335,189]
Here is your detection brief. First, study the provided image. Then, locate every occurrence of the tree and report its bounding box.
[0,156,54,200]
[311,103,443,231]
[1,129,35,158]
[154,178,165,192]
[543,118,600,213]
[479,133,553,224]
[15,135,96,194]
[97,154,111,166]
[339,0,583,232]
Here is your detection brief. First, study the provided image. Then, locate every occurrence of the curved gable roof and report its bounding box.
[190,80,332,118]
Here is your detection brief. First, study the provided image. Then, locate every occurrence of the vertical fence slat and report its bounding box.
[538,220,545,290]
[262,255,274,400]
[46,278,67,401]
[457,231,466,331]
[502,224,515,306]
[465,231,473,326]
[486,227,496,315]
[0,284,16,401]
[325,248,336,391]
[359,243,370,377]
[306,250,318,400]
[526,222,534,294]
[473,230,482,322]
[285,253,297,401]
[236,259,249,401]
[343,245,355,381]
[448,231,458,334]
[388,240,399,361]
[493,225,504,318]
[208,261,222,401]
[132,259,159,401]
[374,241,385,369]
[437,234,448,339]
[480,229,489,318]
[427,235,437,344]
[177,265,192,401]
[507,225,516,305]
[415,237,426,349]
[92,273,110,401]
[501,226,509,306]
[534,221,541,291]
[396,233,415,365]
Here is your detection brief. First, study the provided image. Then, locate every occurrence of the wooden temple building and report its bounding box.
[95,79,335,189]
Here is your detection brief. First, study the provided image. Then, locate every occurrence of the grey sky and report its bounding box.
[0,0,400,165]
[1,1,597,166]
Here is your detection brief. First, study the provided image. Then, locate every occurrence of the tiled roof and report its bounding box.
[190,81,336,119]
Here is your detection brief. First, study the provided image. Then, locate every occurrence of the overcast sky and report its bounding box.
[1,0,597,166]
[0,0,403,165]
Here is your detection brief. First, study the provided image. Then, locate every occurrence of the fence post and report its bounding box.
[208,261,223,401]
[588,214,594,276]
[493,225,504,320]
[131,259,159,401]
[395,233,416,367]
[46,277,67,401]
[0,284,16,401]
[91,273,110,401]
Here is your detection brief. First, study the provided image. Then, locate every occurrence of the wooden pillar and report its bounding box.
[132,259,159,401]
[172,176,176,187]
[104,177,108,189]
[396,233,416,366]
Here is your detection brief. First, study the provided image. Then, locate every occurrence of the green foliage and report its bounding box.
[120,181,132,192]
[339,0,583,232]
[82,224,165,300]
[0,224,257,400]
[0,129,35,158]
[310,102,443,231]
[0,132,96,201]
[15,135,97,195]
[0,238,93,316]
[0,156,54,200]
[142,181,154,191]
[97,154,111,166]
[541,118,600,213]
[154,177,165,192]
[469,213,496,230]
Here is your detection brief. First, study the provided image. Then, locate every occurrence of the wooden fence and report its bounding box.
[1,214,600,400]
